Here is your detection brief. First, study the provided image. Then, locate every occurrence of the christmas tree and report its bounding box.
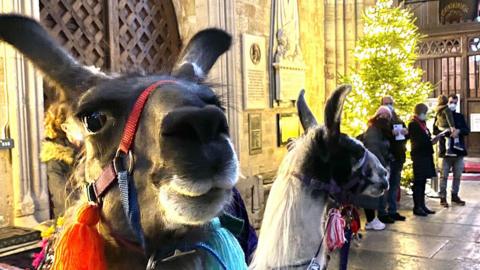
[341,0,432,136]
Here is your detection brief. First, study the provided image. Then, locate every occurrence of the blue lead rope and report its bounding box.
[118,170,146,249]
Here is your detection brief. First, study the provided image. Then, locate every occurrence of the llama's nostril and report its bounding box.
[379,169,387,179]
[162,106,228,143]
[381,180,389,190]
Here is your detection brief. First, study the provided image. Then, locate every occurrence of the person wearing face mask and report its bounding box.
[433,94,470,207]
[408,103,442,216]
[361,106,395,229]
[435,95,463,157]
[379,96,408,222]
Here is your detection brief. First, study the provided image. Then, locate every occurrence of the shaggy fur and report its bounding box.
[40,141,75,165]
[251,134,329,269]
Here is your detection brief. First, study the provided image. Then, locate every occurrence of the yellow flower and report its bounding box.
[41,225,55,238]
[56,216,65,227]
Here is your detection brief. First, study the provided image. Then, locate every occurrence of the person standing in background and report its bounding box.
[378,96,407,221]
[408,103,442,216]
[362,106,394,229]
[435,95,463,156]
[433,94,470,207]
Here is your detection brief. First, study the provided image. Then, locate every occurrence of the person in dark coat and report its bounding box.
[362,106,394,229]
[379,96,408,221]
[433,94,470,207]
[40,103,83,218]
[408,103,443,216]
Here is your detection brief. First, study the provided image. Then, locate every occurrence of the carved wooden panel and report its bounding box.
[39,0,181,73]
[417,37,462,58]
[40,0,108,69]
[116,0,181,73]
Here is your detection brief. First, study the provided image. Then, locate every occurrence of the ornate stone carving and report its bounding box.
[272,0,306,102]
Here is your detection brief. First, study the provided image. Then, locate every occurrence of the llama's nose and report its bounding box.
[161,105,228,143]
[381,179,389,191]
[379,169,389,190]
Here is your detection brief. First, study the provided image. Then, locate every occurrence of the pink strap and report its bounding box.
[325,208,346,252]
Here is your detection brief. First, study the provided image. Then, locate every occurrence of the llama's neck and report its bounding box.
[251,172,329,269]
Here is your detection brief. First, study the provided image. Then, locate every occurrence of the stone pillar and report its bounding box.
[325,0,376,99]
[344,1,357,77]
[0,46,13,227]
[1,0,49,227]
[298,0,325,120]
[356,0,365,70]
[336,0,346,77]
[324,1,337,99]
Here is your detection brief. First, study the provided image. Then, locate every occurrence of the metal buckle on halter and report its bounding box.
[113,149,134,174]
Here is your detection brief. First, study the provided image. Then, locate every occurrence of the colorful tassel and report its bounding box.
[325,208,346,252]
[32,239,49,268]
[204,218,247,270]
[51,203,107,270]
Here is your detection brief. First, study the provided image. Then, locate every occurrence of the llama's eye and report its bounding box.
[82,112,107,133]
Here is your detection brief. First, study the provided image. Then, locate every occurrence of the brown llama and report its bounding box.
[0,14,244,269]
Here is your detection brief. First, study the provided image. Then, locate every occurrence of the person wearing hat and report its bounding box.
[361,105,395,230]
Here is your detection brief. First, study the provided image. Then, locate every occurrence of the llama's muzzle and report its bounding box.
[161,105,228,143]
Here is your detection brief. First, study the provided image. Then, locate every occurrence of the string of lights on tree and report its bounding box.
[341,0,433,136]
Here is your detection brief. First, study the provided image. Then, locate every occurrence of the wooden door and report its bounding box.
[417,34,480,156]
[465,34,480,156]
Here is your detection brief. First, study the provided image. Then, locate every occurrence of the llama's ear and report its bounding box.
[324,85,351,139]
[0,15,108,102]
[172,28,231,81]
[297,89,318,132]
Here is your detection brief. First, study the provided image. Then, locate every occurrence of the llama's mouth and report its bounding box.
[159,183,232,225]
[360,179,388,197]
[362,187,385,197]
[158,137,239,225]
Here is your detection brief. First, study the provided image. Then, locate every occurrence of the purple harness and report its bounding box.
[294,151,369,202]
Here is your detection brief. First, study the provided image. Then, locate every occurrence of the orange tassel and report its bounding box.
[51,203,107,270]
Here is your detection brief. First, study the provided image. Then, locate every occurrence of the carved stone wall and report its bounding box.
[298,0,325,121]
[0,0,50,227]
[0,49,14,227]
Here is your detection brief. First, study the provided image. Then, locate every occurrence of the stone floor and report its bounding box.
[341,180,480,270]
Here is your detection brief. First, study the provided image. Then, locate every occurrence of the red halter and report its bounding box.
[87,80,177,202]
